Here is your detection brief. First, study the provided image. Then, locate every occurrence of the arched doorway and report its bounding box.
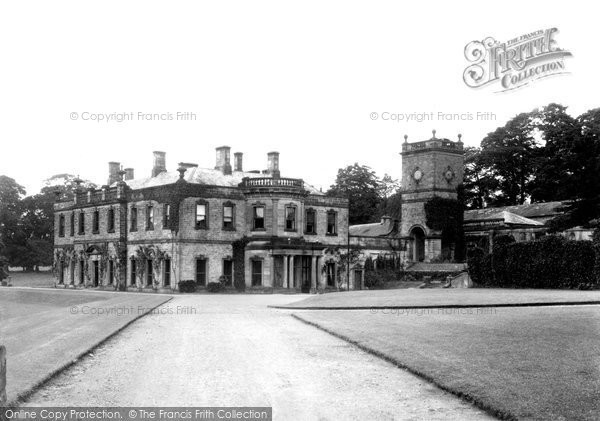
[411,227,426,262]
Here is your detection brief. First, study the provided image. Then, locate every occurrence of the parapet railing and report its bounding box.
[239,177,304,188]
[402,139,463,152]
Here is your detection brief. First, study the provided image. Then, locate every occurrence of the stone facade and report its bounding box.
[53,147,348,292]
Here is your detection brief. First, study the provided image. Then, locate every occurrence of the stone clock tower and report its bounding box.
[400,130,464,262]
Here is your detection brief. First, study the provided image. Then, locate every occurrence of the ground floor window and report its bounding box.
[222,259,233,285]
[196,258,207,285]
[130,259,137,285]
[326,262,336,287]
[93,261,99,287]
[107,260,114,285]
[57,261,64,284]
[79,260,85,284]
[251,260,262,286]
[146,259,153,286]
[164,258,171,286]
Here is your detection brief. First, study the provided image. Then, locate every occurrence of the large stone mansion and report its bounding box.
[53,147,348,292]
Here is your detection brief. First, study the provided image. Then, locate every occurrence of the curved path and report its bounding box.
[22,295,492,420]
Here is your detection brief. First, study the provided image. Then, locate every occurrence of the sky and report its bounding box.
[1,0,598,195]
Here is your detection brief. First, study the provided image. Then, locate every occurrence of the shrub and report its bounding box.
[466,246,492,286]
[364,269,400,289]
[178,280,197,293]
[206,281,225,293]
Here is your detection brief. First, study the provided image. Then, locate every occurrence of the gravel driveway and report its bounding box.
[22,295,492,420]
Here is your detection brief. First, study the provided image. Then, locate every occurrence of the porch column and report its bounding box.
[310,256,317,292]
[270,255,276,288]
[289,255,295,289]
[282,255,288,289]
[160,260,165,288]
[317,256,325,289]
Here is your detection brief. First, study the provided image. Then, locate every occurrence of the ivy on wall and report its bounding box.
[232,237,249,291]
[424,194,465,261]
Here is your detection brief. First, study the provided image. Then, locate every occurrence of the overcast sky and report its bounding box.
[1,1,598,195]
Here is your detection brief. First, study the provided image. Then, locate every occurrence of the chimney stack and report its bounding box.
[215,146,232,175]
[234,152,243,172]
[124,168,134,180]
[267,151,280,178]
[152,151,167,177]
[108,162,121,185]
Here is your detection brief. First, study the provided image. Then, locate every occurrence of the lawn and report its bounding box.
[294,306,600,420]
[0,288,171,405]
[277,288,600,309]
[4,270,55,288]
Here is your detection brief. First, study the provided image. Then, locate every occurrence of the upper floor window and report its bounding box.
[195,202,208,229]
[92,210,100,233]
[326,210,337,235]
[253,206,265,230]
[285,205,296,231]
[108,208,115,232]
[223,203,235,230]
[58,214,65,237]
[78,211,85,235]
[163,204,171,229]
[146,205,154,230]
[70,212,75,236]
[130,207,138,232]
[305,208,316,234]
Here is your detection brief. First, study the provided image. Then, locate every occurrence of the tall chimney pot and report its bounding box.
[215,146,232,175]
[152,151,167,177]
[234,152,243,172]
[267,151,280,178]
[108,162,121,185]
[124,168,134,180]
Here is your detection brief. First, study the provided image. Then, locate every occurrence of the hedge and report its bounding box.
[178,280,197,293]
[467,235,598,289]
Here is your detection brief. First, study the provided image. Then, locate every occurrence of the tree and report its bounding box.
[327,163,382,225]
[547,107,600,231]
[0,176,26,244]
[375,174,401,220]
[462,146,499,209]
[478,111,540,205]
[530,103,581,202]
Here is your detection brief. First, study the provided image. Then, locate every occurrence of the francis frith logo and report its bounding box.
[463,28,572,92]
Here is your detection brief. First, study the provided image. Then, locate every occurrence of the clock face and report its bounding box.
[444,167,454,181]
[413,169,423,181]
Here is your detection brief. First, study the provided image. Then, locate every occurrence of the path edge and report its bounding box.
[290,312,517,421]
